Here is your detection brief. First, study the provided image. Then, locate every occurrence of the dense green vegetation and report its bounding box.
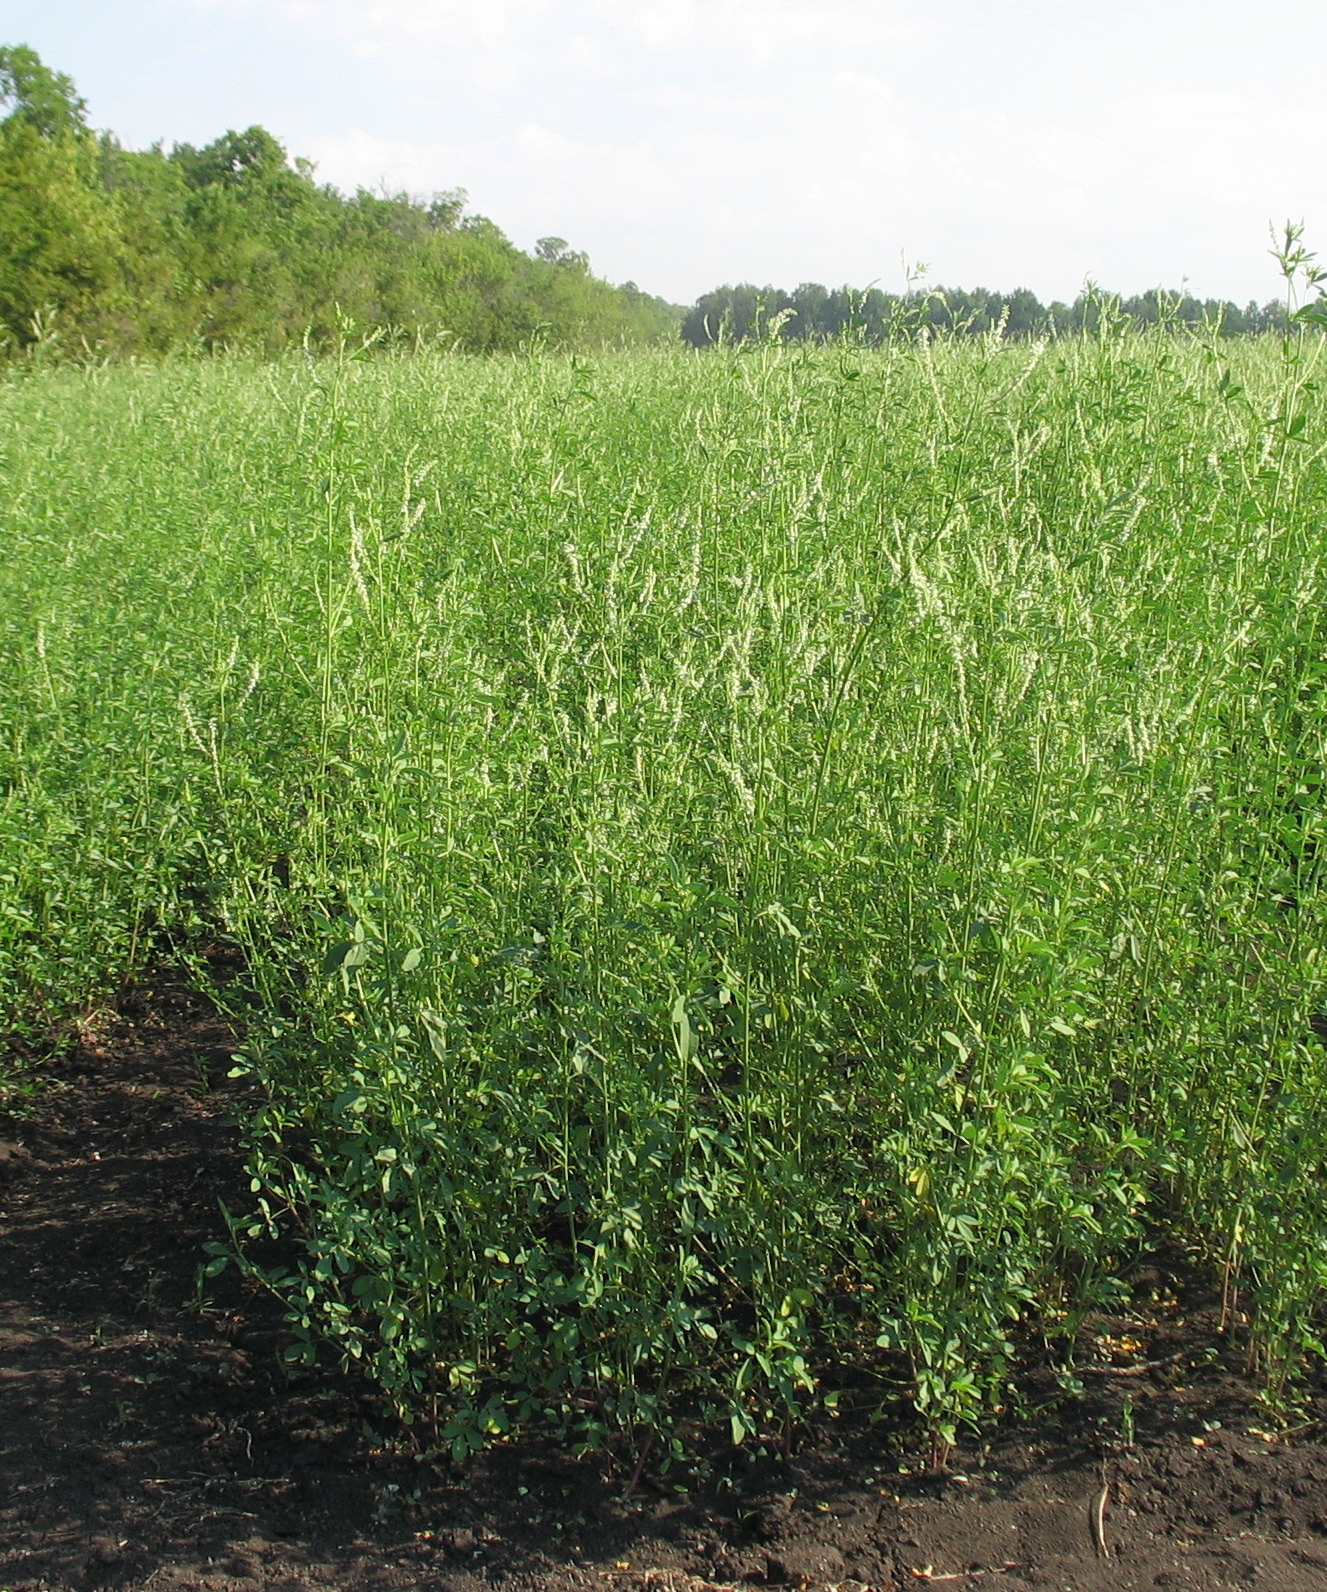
[683,279,1289,346]
[0,45,678,355]
[4,316,1327,1459]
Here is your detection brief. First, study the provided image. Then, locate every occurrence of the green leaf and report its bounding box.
[671,995,698,1063]
[322,941,354,974]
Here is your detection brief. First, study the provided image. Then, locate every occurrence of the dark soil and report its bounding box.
[3,974,1327,1592]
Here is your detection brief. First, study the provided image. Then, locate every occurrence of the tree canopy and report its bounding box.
[680,280,1288,347]
[0,44,87,139]
[0,45,679,357]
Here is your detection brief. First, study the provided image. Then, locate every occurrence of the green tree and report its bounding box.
[0,46,122,348]
[0,44,86,139]
[0,46,681,358]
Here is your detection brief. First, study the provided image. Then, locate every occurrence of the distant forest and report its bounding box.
[682,280,1289,346]
[0,45,1299,361]
[0,46,678,357]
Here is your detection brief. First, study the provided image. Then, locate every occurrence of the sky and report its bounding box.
[5,0,1325,308]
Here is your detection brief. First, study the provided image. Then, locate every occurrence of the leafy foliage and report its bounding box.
[682,280,1289,346]
[0,44,86,139]
[0,47,679,356]
[5,317,1327,1453]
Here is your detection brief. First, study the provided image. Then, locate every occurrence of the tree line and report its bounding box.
[681,280,1289,347]
[0,45,679,358]
[1,44,1301,363]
